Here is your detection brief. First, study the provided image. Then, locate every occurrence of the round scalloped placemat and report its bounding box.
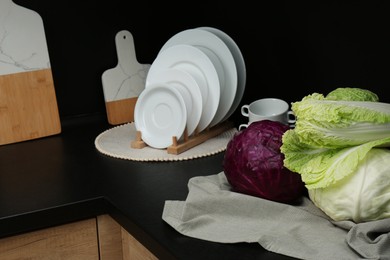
[94,122,237,161]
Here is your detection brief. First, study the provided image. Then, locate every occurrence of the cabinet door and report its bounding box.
[0,215,158,260]
[97,214,157,260]
[97,214,123,260]
[121,228,158,260]
[0,218,99,260]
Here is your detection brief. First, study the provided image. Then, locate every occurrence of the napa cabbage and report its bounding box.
[281,87,390,222]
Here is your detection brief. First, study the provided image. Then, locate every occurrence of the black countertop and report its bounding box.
[0,115,295,260]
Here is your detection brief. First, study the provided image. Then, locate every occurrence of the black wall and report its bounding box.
[14,0,390,126]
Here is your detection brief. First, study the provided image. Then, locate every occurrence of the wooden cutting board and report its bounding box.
[0,0,61,145]
[102,30,150,125]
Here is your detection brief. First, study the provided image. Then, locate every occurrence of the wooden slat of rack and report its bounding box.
[131,121,233,155]
[167,121,233,154]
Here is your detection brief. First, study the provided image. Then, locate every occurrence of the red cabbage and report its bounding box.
[223,120,305,203]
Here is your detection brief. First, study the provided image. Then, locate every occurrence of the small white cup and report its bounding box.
[239,98,295,130]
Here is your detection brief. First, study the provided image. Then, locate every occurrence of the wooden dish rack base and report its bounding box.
[131,121,234,155]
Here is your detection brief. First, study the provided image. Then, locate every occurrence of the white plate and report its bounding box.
[199,27,247,122]
[147,44,219,132]
[145,68,203,135]
[134,84,187,149]
[160,28,237,127]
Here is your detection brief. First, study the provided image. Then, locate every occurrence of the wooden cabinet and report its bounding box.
[121,226,158,260]
[0,215,157,260]
[0,218,99,260]
[97,214,157,260]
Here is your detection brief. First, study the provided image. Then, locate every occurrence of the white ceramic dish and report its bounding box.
[147,44,219,132]
[199,27,247,122]
[134,84,187,149]
[145,68,203,135]
[159,28,237,127]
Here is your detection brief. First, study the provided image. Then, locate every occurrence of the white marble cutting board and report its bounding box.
[102,30,150,125]
[0,0,50,75]
[0,0,61,145]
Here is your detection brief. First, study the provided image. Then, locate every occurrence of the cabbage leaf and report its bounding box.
[291,93,390,148]
[325,87,379,101]
[281,88,390,190]
[282,129,390,189]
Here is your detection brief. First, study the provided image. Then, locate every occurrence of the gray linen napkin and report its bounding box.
[162,172,390,260]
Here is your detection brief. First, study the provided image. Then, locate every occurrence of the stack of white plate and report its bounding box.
[134,27,246,149]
